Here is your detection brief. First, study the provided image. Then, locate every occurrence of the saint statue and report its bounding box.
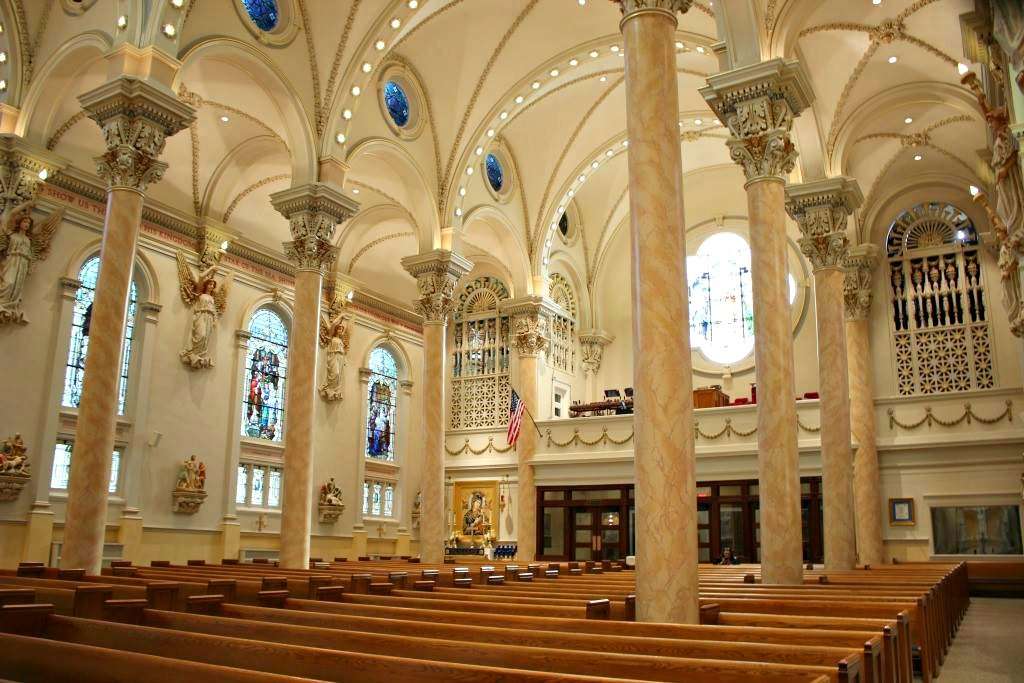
[175,455,204,491]
[0,202,64,325]
[319,477,344,506]
[176,250,230,369]
[0,434,29,475]
[318,292,352,401]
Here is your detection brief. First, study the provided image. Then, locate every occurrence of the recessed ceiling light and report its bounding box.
[219,115,229,123]
[37,169,48,181]
[499,111,508,120]
[606,149,614,157]
[162,23,176,37]
[591,161,599,169]
[957,62,969,75]
[599,76,607,82]
[578,174,586,182]
[342,109,352,119]
[0,80,7,92]
[351,188,359,194]
[351,86,361,96]
[375,40,386,50]
[623,140,629,147]
[550,69,560,77]
[578,0,586,5]
[455,207,462,217]
[589,50,599,58]
[335,133,346,143]
[569,59,578,67]
[696,46,706,53]
[459,187,466,196]
[531,81,541,89]
[888,56,898,64]
[694,118,703,125]
[475,146,483,155]
[913,154,923,161]
[117,15,127,28]
[904,116,913,124]
[171,0,184,7]
[872,0,881,5]
[969,185,980,196]
[0,52,7,63]
[408,0,418,8]
[362,62,373,73]
[514,95,524,104]
[610,45,620,53]
[486,129,495,137]
[675,41,684,50]
[466,167,474,175]
[390,18,401,28]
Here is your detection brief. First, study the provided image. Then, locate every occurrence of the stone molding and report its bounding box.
[785,176,863,272]
[578,330,614,375]
[843,244,881,321]
[0,136,69,215]
[700,59,813,183]
[611,0,693,19]
[401,249,473,323]
[270,183,359,273]
[78,76,196,193]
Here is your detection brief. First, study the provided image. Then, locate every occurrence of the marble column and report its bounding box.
[844,244,885,565]
[615,0,699,623]
[701,59,812,584]
[786,177,863,570]
[503,297,558,561]
[270,184,359,569]
[401,250,472,563]
[61,77,194,572]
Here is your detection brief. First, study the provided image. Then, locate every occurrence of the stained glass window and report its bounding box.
[365,347,398,461]
[236,462,283,508]
[62,257,138,415]
[236,465,248,505]
[362,479,395,518]
[686,232,795,365]
[241,309,288,441]
[485,153,504,192]
[50,441,120,494]
[383,80,410,127]
[241,0,278,31]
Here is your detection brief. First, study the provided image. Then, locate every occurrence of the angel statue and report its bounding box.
[318,291,352,401]
[176,250,230,369]
[0,201,64,325]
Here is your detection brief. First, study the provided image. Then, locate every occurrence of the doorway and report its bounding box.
[571,506,624,561]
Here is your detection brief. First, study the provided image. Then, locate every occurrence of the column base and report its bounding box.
[21,503,55,565]
[117,508,144,565]
[220,517,241,561]
[351,527,368,558]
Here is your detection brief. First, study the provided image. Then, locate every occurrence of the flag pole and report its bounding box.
[511,385,544,439]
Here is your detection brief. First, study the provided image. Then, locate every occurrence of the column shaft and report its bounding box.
[515,353,539,561]
[848,317,884,564]
[62,188,144,571]
[419,322,446,564]
[747,178,803,583]
[622,7,698,623]
[814,268,857,569]
[279,268,323,568]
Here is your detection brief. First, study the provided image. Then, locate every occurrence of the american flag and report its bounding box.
[507,389,526,446]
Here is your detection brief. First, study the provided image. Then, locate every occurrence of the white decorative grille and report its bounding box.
[548,273,577,374]
[887,203,994,396]
[450,277,511,429]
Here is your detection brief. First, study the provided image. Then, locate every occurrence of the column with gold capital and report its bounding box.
[271,183,359,569]
[614,0,699,623]
[844,244,884,565]
[701,59,813,584]
[62,77,194,572]
[503,297,558,562]
[401,250,473,563]
[786,177,863,570]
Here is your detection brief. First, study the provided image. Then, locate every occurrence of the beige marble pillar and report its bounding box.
[702,59,813,584]
[61,77,194,572]
[615,0,699,623]
[786,177,864,570]
[844,244,885,565]
[503,297,558,561]
[271,184,359,569]
[401,250,472,563]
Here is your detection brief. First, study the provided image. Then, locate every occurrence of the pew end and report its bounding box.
[586,599,611,620]
[700,602,721,625]
[186,594,225,615]
[145,582,180,611]
[0,588,36,607]
[0,604,54,637]
[102,598,147,624]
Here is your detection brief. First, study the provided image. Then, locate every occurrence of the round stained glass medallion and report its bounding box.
[384,81,410,128]
[485,153,504,193]
[241,0,279,31]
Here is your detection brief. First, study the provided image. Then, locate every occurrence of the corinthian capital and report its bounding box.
[785,176,863,272]
[271,183,359,273]
[78,76,195,192]
[612,0,693,18]
[401,250,473,323]
[501,297,561,358]
[699,58,813,183]
[0,136,68,215]
[843,243,880,321]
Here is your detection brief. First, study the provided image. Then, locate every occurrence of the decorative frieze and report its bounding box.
[700,59,813,183]
[401,249,473,323]
[78,76,196,192]
[271,183,359,273]
[785,176,863,271]
[0,136,68,215]
[843,244,881,322]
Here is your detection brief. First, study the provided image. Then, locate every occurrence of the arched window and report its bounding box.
[885,202,992,395]
[241,308,288,442]
[485,153,504,193]
[365,346,399,461]
[686,232,795,366]
[383,81,410,128]
[548,273,577,374]
[450,277,511,430]
[61,256,138,415]
[241,0,278,31]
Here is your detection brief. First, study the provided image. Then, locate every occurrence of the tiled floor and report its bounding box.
[938,598,1024,682]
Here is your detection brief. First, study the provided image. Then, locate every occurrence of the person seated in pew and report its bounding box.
[717,547,740,565]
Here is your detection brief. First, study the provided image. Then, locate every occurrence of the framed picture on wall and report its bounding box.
[889,497,916,526]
